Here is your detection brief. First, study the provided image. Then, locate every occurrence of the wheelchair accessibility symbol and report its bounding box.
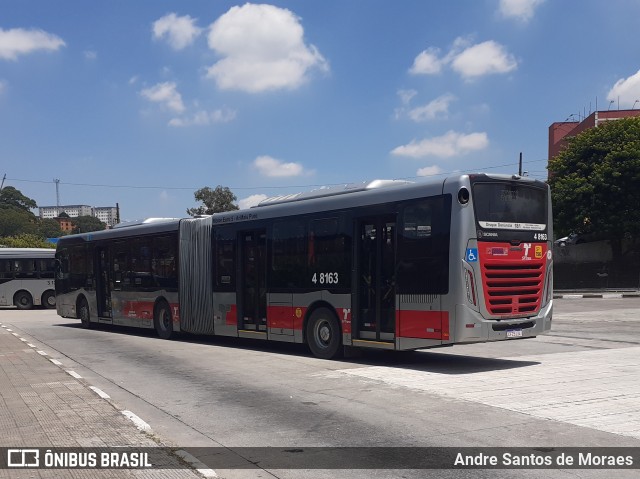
[466,248,478,262]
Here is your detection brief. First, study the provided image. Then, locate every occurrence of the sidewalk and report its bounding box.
[0,322,207,479]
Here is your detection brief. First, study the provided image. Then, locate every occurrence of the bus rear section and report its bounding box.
[0,248,57,309]
[449,174,553,345]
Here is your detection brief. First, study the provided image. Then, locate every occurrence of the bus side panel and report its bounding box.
[110,290,179,330]
[213,292,239,337]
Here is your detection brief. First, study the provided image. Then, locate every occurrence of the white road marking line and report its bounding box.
[36,350,48,356]
[27,343,36,348]
[89,386,111,399]
[121,410,151,432]
[65,370,82,379]
[175,450,218,478]
[49,359,63,366]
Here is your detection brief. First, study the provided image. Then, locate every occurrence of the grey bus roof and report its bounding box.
[256,179,413,207]
[0,248,55,259]
[57,218,181,244]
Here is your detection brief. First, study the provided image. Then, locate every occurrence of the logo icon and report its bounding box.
[7,449,39,468]
[466,248,478,262]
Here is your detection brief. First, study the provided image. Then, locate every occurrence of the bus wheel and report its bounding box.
[306,308,342,359]
[154,301,173,340]
[14,291,34,310]
[78,298,91,329]
[42,290,56,309]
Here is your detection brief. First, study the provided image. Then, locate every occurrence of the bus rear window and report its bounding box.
[473,183,546,231]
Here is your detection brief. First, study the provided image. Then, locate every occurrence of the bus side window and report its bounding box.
[397,195,451,295]
[271,220,306,289]
[14,259,37,279]
[214,228,235,292]
[0,259,12,279]
[309,217,351,289]
[153,235,178,290]
[39,259,56,279]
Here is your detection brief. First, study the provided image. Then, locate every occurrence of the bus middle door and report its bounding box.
[354,216,396,344]
[238,229,267,333]
[95,246,112,319]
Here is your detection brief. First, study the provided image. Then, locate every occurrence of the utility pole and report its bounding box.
[518,152,523,176]
[54,178,61,215]
[0,173,6,190]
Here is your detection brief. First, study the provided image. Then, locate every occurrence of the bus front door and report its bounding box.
[355,217,396,343]
[95,246,112,318]
[239,229,267,332]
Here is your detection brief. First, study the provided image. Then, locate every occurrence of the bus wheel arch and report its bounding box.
[14,290,34,310]
[154,298,173,340]
[42,290,56,309]
[304,303,343,360]
[77,296,91,328]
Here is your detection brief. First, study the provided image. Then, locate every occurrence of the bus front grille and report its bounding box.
[481,261,545,316]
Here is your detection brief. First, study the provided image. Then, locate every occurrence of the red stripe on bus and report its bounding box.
[225,304,237,326]
[121,301,180,323]
[397,310,449,340]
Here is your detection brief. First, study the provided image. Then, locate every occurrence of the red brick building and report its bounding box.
[549,109,640,160]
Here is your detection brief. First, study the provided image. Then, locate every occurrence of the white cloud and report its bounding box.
[408,94,456,122]
[409,47,443,75]
[239,194,268,209]
[84,50,97,60]
[416,165,444,177]
[153,13,202,50]
[498,0,545,22]
[140,82,185,113]
[253,155,312,177]
[391,131,489,159]
[206,3,328,93]
[408,38,517,80]
[398,89,417,105]
[607,69,640,108]
[0,27,65,60]
[169,107,237,127]
[451,40,517,79]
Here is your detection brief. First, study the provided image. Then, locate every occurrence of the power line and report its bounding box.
[5,158,550,192]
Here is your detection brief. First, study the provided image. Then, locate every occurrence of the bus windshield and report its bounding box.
[473,182,547,231]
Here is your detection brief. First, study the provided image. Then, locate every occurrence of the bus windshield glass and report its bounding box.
[473,182,546,231]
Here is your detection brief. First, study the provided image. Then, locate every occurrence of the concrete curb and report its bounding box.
[554,292,640,299]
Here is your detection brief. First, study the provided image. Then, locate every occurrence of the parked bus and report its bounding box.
[0,248,57,309]
[55,173,553,358]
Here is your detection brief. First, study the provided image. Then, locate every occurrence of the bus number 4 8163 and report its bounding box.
[312,272,339,285]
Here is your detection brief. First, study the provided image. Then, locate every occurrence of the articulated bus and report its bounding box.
[0,248,57,309]
[55,173,553,359]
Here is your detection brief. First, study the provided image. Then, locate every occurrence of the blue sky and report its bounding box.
[2,0,640,221]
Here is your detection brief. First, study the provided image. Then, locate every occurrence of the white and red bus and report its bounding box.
[56,173,553,359]
[0,248,57,309]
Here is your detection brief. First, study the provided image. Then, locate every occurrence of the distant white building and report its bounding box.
[92,206,118,227]
[39,204,119,227]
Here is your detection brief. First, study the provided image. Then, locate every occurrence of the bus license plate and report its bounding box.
[506,329,523,338]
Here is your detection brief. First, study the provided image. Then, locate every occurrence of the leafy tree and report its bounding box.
[548,117,640,257]
[0,233,54,248]
[72,215,106,233]
[0,208,38,237]
[0,186,37,212]
[38,218,64,238]
[187,186,239,216]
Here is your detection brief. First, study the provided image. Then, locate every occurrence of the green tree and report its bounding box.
[38,218,64,238]
[548,117,640,257]
[0,208,38,237]
[0,233,54,248]
[187,186,239,216]
[72,215,106,233]
[0,186,37,212]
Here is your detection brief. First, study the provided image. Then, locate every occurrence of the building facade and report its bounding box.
[549,109,640,160]
[39,205,119,227]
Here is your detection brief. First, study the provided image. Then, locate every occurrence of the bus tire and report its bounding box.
[14,291,34,310]
[306,307,342,360]
[42,290,56,309]
[154,301,173,340]
[78,298,91,329]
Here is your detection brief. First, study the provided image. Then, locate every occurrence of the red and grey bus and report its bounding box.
[55,173,553,359]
